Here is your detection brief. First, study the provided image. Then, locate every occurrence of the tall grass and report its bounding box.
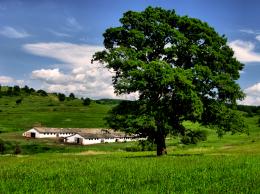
[0,153,259,193]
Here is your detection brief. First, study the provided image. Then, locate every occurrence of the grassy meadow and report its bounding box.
[0,93,260,193]
[0,94,112,132]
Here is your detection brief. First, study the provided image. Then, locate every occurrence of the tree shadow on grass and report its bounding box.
[169,153,204,157]
[124,153,204,158]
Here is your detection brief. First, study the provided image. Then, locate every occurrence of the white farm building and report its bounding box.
[23,127,139,145]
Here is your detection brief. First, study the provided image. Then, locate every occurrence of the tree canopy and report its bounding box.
[93,7,247,156]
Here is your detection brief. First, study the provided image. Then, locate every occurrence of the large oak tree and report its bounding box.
[93,7,247,156]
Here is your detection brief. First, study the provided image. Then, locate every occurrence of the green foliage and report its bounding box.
[16,98,22,105]
[93,7,246,155]
[58,93,66,101]
[181,130,207,145]
[37,89,48,96]
[69,93,75,100]
[236,104,260,114]
[0,138,5,154]
[82,97,91,106]
[13,144,21,155]
[125,140,156,152]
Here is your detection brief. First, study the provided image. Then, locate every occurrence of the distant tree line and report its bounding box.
[236,105,260,115]
[0,84,92,105]
[0,85,36,97]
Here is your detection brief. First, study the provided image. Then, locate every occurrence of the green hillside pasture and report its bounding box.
[0,95,111,132]
[0,115,259,155]
[0,153,259,194]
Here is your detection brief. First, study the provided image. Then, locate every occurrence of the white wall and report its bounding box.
[66,134,83,143]
[22,128,40,138]
[82,138,102,145]
[23,128,75,138]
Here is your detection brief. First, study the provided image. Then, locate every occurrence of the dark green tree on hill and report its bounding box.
[37,89,48,96]
[58,93,66,101]
[82,98,91,106]
[13,85,20,95]
[93,7,247,156]
[21,85,30,94]
[69,93,75,100]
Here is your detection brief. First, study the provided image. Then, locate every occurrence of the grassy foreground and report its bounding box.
[1,93,260,193]
[0,153,259,194]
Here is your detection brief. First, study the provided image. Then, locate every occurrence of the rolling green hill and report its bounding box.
[0,91,114,132]
[1,87,260,193]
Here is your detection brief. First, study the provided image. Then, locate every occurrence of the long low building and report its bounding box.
[22,127,139,145]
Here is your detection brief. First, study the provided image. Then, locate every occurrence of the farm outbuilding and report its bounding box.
[65,132,136,145]
[22,127,78,138]
[23,127,139,145]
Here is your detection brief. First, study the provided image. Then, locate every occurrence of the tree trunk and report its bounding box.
[156,133,167,156]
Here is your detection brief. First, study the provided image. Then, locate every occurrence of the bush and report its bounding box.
[82,98,91,106]
[69,93,75,100]
[37,89,48,96]
[58,93,66,102]
[0,139,5,154]
[14,144,22,155]
[181,130,208,145]
[16,98,23,105]
[125,140,156,152]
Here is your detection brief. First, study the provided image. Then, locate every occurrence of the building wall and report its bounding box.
[22,128,41,138]
[66,134,83,143]
[23,128,75,138]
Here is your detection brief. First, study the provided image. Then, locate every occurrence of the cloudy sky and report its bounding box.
[1,0,260,104]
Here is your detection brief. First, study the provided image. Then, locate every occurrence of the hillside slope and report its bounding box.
[0,94,113,132]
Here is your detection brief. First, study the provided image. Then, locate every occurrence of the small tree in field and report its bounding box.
[93,7,247,156]
[58,93,66,102]
[82,98,91,106]
[69,93,75,100]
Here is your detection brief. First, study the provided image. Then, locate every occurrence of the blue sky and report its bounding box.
[1,0,260,104]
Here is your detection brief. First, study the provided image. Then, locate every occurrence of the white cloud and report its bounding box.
[0,75,24,86]
[239,83,260,105]
[31,68,72,85]
[239,29,255,34]
[23,42,103,67]
[0,26,30,38]
[66,17,82,31]
[23,42,128,99]
[256,35,260,41]
[244,82,260,96]
[47,29,71,37]
[228,40,260,63]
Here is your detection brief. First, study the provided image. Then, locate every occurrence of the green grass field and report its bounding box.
[0,94,260,193]
[0,95,111,132]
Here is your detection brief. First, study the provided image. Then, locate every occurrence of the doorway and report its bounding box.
[31,132,36,138]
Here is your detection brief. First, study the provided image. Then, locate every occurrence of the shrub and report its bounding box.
[125,140,156,152]
[58,93,66,101]
[0,139,5,154]
[69,93,75,100]
[16,98,23,105]
[37,89,48,96]
[82,98,91,106]
[14,144,22,155]
[181,130,208,145]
